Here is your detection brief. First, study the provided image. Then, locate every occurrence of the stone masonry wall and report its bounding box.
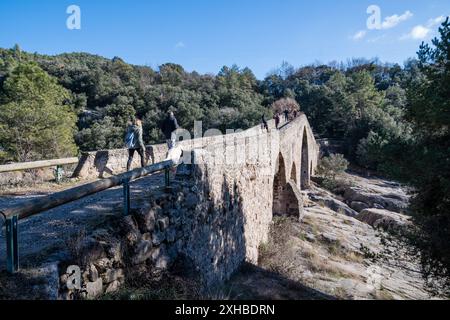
[57,115,319,299]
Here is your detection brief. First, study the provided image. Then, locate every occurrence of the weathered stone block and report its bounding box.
[105,280,121,294]
[157,217,170,231]
[152,231,166,246]
[79,238,107,266]
[119,215,141,245]
[135,206,157,233]
[102,268,124,284]
[88,264,99,282]
[85,278,103,299]
[131,239,153,265]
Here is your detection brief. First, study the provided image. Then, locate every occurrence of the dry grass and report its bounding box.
[101,269,203,300]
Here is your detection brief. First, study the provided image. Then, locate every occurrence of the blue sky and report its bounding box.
[0,0,449,78]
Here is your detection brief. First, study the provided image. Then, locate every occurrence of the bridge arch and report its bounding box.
[300,127,310,190]
[272,153,301,218]
[290,162,298,184]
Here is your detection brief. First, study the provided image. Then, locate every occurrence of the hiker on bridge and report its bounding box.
[274,113,280,129]
[283,109,289,122]
[161,110,179,150]
[125,116,147,171]
[261,115,269,132]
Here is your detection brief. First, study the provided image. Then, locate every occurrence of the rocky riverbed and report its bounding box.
[226,172,438,300]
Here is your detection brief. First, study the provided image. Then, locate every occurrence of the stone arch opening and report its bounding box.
[290,162,298,184]
[273,154,301,217]
[272,153,287,217]
[301,128,310,190]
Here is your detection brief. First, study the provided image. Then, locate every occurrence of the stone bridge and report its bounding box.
[1,114,319,299]
[72,115,317,293]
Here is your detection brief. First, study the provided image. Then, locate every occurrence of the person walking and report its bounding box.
[161,111,179,150]
[293,110,298,118]
[274,113,280,129]
[261,114,269,132]
[284,109,289,122]
[125,116,146,171]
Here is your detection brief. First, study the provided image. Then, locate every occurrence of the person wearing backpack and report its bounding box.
[125,116,146,171]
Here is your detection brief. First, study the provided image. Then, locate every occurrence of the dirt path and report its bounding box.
[0,173,164,270]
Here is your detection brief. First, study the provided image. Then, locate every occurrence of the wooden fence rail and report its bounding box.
[0,158,79,173]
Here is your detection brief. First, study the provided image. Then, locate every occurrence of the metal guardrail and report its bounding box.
[0,159,177,273]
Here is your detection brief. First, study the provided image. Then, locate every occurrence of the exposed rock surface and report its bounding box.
[307,187,358,217]
[337,173,411,214]
[257,190,434,300]
[357,208,411,232]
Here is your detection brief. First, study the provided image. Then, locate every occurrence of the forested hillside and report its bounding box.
[0,18,448,293]
[0,46,417,173]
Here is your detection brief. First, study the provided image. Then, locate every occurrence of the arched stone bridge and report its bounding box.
[0,114,319,298]
[70,114,319,291]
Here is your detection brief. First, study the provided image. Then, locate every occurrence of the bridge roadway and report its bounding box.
[0,172,164,269]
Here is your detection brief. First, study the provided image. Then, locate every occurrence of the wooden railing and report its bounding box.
[0,159,177,273]
[0,158,79,173]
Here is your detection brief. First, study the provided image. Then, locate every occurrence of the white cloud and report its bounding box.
[409,25,431,39]
[175,41,185,49]
[401,15,448,40]
[427,15,446,27]
[367,34,386,43]
[381,10,413,29]
[351,30,367,41]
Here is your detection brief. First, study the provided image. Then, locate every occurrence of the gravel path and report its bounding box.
[0,173,164,269]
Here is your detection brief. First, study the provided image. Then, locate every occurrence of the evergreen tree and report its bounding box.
[0,62,78,162]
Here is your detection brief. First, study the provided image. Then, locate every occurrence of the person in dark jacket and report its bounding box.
[284,109,289,122]
[261,115,269,132]
[274,113,280,129]
[126,116,146,171]
[161,111,179,150]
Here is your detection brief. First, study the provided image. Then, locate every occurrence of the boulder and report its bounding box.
[309,193,358,217]
[343,187,409,214]
[350,201,370,212]
[357,208,411,232]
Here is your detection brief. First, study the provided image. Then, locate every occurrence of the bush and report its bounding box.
[317,154,349,180]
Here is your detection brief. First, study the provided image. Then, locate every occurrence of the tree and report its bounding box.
[401,18,450,294]
[271,97,300,115]
[0,62,77,162]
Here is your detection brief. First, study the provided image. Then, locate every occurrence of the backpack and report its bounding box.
[125,130,136,149]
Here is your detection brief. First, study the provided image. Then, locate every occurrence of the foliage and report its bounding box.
[0,62,77,162]
[271,97,300,115]
[399,18,450,295]
[317,154,349,180]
